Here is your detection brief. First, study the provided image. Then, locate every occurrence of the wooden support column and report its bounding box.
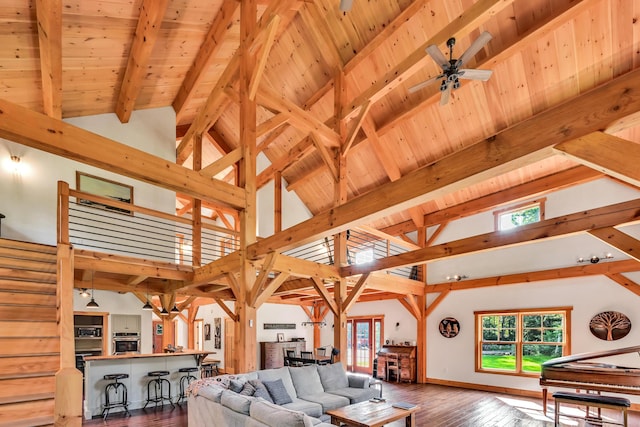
[416,226,427,383]
[192,133,203,267]
[274,170,282,233]
[55,243,82,426]
[236,0,258,374]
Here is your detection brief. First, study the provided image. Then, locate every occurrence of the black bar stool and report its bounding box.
[143,370,174,409]
[177,367,199,404]
[201,360,220,378]
[101,373,130,419]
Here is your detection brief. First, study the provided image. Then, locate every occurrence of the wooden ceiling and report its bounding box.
[2,0,640,307]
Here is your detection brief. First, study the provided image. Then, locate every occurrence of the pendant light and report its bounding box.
[142,285,153,311]
[170,304,180,313]
[160,307,169,316]
[86,271,99,309]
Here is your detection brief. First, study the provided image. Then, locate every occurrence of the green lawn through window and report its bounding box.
[482,354,552,373]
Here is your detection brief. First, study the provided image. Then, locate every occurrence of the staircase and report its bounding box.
[0,238,58,427]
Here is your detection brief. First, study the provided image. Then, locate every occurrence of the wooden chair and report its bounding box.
[386,353,400,382]
[300,351,314,365]
[315,347,326,356]
[286,349,302,367]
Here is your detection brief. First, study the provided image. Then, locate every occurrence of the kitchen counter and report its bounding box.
[82,351,214,419]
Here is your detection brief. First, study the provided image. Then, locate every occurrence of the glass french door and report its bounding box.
[346,317,383,374]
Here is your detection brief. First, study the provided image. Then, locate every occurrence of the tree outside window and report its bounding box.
[476,307,570,375]
[494,199,545,231]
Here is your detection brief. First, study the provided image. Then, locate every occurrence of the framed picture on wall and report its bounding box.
[204,323,211,341]
[276,333,285,342]
[76,171,134,215]
[214,317,221,349]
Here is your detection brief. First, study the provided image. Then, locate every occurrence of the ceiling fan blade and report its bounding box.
[425,45,450,71]
[458,69,493,81]
[455,31,492,68]
[408,74,443,93]
[439,84,452,105]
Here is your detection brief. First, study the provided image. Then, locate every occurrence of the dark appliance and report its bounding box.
[76,326,101,337]
[112,332,140,354]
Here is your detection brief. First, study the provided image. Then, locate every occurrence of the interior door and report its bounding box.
[224,318,235,374]
[152,321,163,353]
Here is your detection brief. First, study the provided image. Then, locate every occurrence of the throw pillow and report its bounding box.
[239,381,256,396]
[289,365,324,396]
[249,379,274,403]
[263,378,293,405]
[229,379,245,393]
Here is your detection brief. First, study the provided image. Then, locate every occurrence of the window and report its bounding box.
[494,199,545,231]
[355,248,373,264]
[475,307,570,376]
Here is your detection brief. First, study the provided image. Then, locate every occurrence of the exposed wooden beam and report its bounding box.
[173,0,240,122]
[342,198,640,276]
[426,291,450,316]
[0,99,245,209]
[310,277,339,316]
[257,113,290,138]
[115,0,169,123]
[398,294,421,320]
[248,252,278,306]
[342,101,371,156]
[247,68,640,258]
[606,273,640,297]
[271,254,339,280]
[249,14,281,100]
[588,227,640,262]
[188,252,243,288]
[426,259,640,293]
[213,296,238,321]
[302,1,344,73]
[554,132,640,188]
[310,132,338,182]
[74,251,192,281]
[200,148,242,177]
[341,273,369,312]
[256,137,314,188]
[35,0,62,119]
[253,272,291,308]
[366,273,424,295]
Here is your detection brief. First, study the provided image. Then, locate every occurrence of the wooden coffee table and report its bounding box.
[326,400,418,427]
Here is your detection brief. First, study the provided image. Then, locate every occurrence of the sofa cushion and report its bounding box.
[250,398,314,427]
[239,381,256,396]
[263,378,293,405]
[316,362,348,391]
[295,392,350,412]
[221,389,254,415]
[229,378,246,393]
[249,379,273,403]
[327,386,378,403]
[348,374,370,388]
[193,385,225,403]
[289,365,324,396]
[257,367,298,399]
[282,398,323,418]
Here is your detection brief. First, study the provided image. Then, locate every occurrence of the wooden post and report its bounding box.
[274,170,282,233]
[192,132,203,267]
[57,181,69,245]
[416,226,427,383]
[236,0,258,374]
[54,243,82,426]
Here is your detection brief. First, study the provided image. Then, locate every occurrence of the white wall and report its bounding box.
[0,107,176,244]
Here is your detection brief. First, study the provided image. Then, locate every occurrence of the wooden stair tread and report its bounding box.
[0,393,54,405]
[0,416,54,427]
[0,270,56,284]
[0,371,56,380]
[0,239,56,253]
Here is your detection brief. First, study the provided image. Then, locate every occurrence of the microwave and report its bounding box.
[76,327,101,337]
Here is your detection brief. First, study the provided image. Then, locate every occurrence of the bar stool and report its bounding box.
[177,367,199,404]
[143,370,174,409]
[201,360,220,378]
[101,373,130,419]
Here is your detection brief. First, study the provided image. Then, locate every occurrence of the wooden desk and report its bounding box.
[326,400,418,427]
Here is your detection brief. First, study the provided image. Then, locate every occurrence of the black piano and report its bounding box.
[540,345,640,413]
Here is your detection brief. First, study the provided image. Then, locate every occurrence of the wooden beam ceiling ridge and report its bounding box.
[426,259,640,293]
[35,0,62,120]
[247,67,640,258]
[377,0,595,135]
[343,0,513,121]
[115,0,170,123]
[588,227,640,262]
[554,132,640,189]
[173,0,240,122]
[342,198,640,276]
[0,100,245,209]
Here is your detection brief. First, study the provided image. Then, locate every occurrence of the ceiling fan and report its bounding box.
[409,31,493,105]
[340,0,353,12]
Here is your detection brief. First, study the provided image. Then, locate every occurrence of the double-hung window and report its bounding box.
[475,307,571,375]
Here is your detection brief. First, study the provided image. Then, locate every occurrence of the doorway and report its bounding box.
[152,321,163,353]
[194,319,203,351]
[346,316,383,374]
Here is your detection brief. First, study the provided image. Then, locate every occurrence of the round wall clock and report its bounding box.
[439,317,460,338]
[589,311,631,341]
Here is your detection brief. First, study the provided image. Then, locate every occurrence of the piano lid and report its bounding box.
[542,344,640,368]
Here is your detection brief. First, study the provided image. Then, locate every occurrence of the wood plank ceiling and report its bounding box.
[1,0,640,302]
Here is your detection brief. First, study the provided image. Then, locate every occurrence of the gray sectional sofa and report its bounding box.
[187,362,378,426]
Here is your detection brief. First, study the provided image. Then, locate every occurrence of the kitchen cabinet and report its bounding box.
[111,314,141,333]
[74,312,108,360]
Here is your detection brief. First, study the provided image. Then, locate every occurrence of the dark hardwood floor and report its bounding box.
[82,382,640,426]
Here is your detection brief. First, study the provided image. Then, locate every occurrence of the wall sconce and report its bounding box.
[446,274,468,282]
[395,322,400,328]
[3,155,27,175]
[577,253,614,264]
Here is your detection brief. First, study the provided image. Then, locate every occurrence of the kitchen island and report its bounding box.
[83,351,212,419]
